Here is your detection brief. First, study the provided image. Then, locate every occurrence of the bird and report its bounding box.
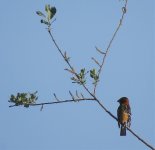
[117,97,131,136]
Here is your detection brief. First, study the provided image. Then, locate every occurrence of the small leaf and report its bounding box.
[90,74,94,78]
[47,11,52,21]
[10,95,15,102]
[45,5,48,12]
[81,68,85,74]
[92,69,96,74]
[41,19,50,25]
[50,7,56,16]
[36,11,45,17]
[45,5,57,21]
[24,104,29,108]
[90,69,95,78]
[45,4,50,12]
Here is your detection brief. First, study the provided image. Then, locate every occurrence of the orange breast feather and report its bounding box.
[122,112,128,123]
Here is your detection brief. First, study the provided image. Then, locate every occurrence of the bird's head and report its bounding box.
[117,97,129,105]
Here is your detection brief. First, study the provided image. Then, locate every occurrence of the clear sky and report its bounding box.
[0,0,154,150]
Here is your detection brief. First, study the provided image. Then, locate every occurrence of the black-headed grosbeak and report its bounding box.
[117,97,131,136]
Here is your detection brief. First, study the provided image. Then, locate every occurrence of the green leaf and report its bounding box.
[45,4,50,12]
[41,19,50,25]
[10,94,15,102]
[90,68,99,85]
[36,11,45,17]
[90,69,95,78]
[92,69,96,74]
[24,104,29,108]
[47,11,51,21]
[45,5,51,21]
[9,91,38,107]
[81,68,85,74]
[50,7,56,16]
[45,5,57,21]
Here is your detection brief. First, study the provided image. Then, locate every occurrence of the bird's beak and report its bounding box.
[117,99,120,102]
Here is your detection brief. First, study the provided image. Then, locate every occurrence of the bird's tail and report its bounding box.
[120,125,126,136]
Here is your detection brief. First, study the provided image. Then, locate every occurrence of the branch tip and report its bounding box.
[81,93,85,99]
[40,104,44,111]
[95,46,106,55]
[53,93,60,102]
[76,90,80,98]
[91,57,101,67]
[69,91,75,100]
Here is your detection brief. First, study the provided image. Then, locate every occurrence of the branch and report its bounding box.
[93,0,128,94]
[91,57,101,67]
[95,99,155,150]
[95,46,106,55]
[9,96,155,149]
[9,94,155,149]
[48,30,95,98]
[127,127,155,150]
[9,98,95,108]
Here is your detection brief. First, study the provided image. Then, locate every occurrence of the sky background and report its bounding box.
[0,0,154,150]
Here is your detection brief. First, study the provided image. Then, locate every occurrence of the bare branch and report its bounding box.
[40,104,44,111]
[69,91,75,100]
[53,93,60,102]
[52,18,56,23]
[48,30,75,72]
[127,127,155,150]
[64,68,76,74]
[95,46,106,55]
[9,98,95,108]
[91,57,101,67]
[76,90,80,98]
[48,30,95,98]
[93,0,128,95]
[95,99,155,150]
[81,93,85,99]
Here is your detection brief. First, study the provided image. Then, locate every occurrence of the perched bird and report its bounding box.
[117,97,131,136]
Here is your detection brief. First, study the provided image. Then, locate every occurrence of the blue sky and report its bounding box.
[0,0,154,150]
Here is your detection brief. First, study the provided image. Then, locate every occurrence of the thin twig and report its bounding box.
[95,46,106,55]
[48,30,74,72]
[91,57,101,67]
[48,30,95,98]
[40,104,44,111]
[53,93,60,102]
[93,0,128,95]
[76,90,80,98]
[81,93,85,99]
[64,68,76,74]
[69,91,75,100]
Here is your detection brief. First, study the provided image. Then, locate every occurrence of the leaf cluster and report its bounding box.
[71,68,87,85]
[36,4,56,26]
[9,91,38,107]
[70,68,99,86]
[90,69,99,85]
